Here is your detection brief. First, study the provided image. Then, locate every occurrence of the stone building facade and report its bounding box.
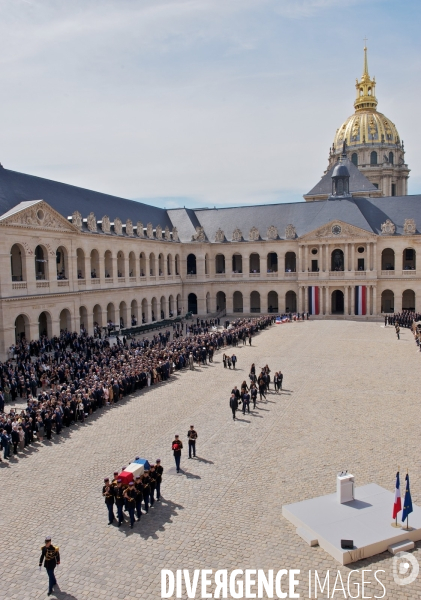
[0,47,419,360]
[0,170,420,360]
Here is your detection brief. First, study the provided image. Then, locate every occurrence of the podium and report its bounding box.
[337,473,354,504]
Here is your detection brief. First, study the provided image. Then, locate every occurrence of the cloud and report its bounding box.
[0,0,419,209]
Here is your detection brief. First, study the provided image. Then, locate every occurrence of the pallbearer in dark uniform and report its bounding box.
[114,478,125,526]
[149,464,157,507]
[124,481,137,528]
[39,536,60,596]
[142,470,151,513]
[155,459,163,501]
[134,475,143,520]
[102,477,115,525]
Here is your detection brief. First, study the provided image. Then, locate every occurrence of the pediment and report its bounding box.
[0,200,79,233]
[299,220,376,241]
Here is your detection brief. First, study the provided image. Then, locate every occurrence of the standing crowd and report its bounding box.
[0,315,274,461]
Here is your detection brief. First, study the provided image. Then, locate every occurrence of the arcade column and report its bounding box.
[344,285,349,315]
[372,286,377,315]
[350,285,355,315]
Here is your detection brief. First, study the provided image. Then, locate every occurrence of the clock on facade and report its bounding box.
[332,225,342,235]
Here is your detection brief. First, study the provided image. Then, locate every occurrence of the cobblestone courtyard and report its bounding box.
[1,320,421,599]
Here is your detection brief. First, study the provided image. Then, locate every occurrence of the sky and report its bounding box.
[0,0,420,210]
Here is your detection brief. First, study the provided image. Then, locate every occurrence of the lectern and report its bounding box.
[337,473,354,504]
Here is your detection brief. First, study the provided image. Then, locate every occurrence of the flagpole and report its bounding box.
[392,466,401,528]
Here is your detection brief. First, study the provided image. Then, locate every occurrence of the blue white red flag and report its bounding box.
[392,471,401,519]
[308,286,319,315]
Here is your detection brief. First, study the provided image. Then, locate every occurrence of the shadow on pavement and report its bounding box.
[118,498,184,540]
[193,456,214,464]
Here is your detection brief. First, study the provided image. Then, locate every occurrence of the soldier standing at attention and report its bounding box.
[39,536,60,596]
[102,477,115,525]
[187,425,198,459]
[155,459,163,500]
[172,434,183,473]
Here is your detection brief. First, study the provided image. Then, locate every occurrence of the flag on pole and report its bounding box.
[392,471,402,519]
[308,286,319,315]
[355,285,367,315]
[401,473,413,523]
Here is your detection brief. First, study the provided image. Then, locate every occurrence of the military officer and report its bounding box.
[172,434,183,473]
[114,478,125,526]
[155,459,163,500]
[142,470,151,513]
[39,536,60,596]
[102,477,115,525]
[149,464,157,507]
[123,481,137,528]
[187,425,198,458]
[134,475,143,520]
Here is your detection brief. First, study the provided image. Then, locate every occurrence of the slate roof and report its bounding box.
[305,157,377,198]
[1,165,420,243]
[0,167,172,231]
[169,198,376,242]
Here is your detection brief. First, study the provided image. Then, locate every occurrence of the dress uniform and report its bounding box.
[142,471,151,513]
[114,479,125,526]
[149,465,157,507]
[39,537,60,596]
[187,426,198,458]
[124,481,137,528]
[102,477,115,524]
[155,459,163,500]
[172,435,183,473]
[134,476,143,520]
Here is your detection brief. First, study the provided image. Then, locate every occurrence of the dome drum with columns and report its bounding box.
[326,47,410,197]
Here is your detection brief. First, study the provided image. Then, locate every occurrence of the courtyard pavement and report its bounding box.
[1,320,420,599]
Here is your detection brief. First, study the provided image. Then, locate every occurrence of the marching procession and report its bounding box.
[229,364,284,419]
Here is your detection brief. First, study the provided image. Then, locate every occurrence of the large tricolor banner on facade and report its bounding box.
[308,286,320,315]
[355,285,367,315]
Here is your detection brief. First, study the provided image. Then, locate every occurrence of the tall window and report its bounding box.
[389,151,394,165]
[391,183,396,197]
[351,153,358,166]
[370,151,377,165]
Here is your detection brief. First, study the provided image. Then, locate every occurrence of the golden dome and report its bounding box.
[333,110,400,149]
[332,46,400,150]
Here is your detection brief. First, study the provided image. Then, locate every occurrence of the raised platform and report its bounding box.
[282,483,421,564]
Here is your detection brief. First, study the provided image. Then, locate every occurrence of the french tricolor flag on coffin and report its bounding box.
[355,285,367,315]
[308,286,319,315]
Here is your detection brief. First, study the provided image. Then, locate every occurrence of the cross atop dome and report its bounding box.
[354,45,377,112]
